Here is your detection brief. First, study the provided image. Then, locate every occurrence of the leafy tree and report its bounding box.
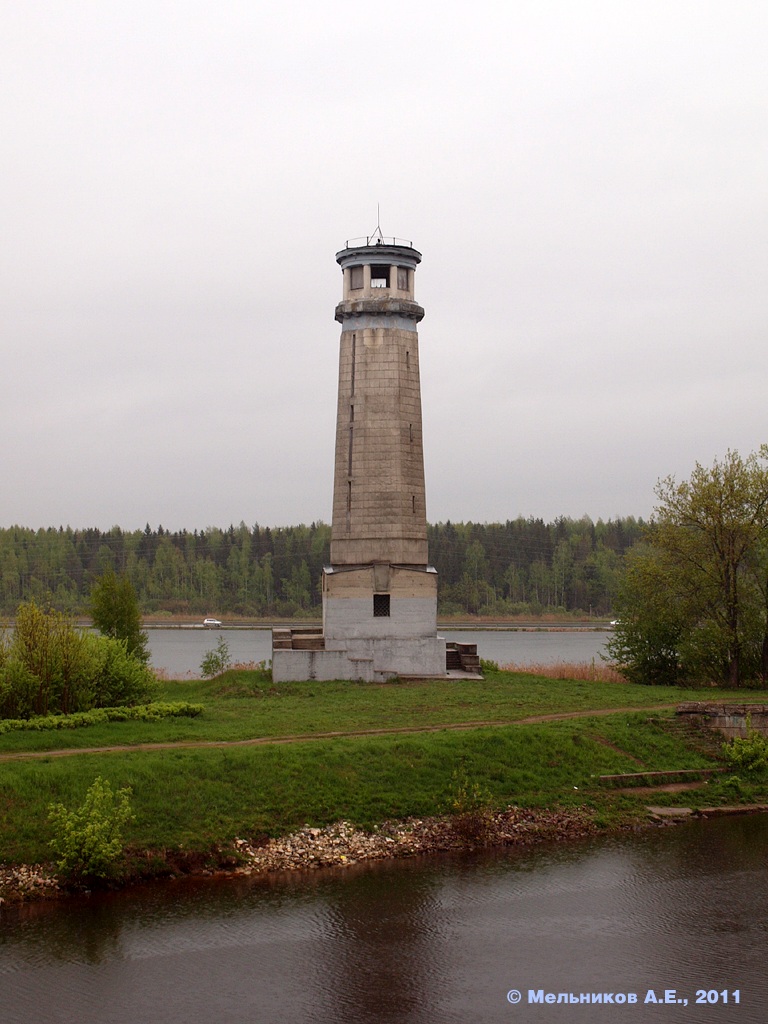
[282,560,312,611]
[607,545,688,686]
[460,541,490,614]
[90,570,149,664]
[8,601,96,715]
[609,448,768,687]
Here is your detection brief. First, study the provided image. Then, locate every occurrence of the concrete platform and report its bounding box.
[647,803,768,820]
[647,806,694,819]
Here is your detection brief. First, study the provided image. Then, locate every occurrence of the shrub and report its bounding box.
[449,764,493,847]
[89,634,157,707]
[0,701,203,735]
[0,601,157,720]
[722,722,768,775]
[201,636,231,678]
[0,661,39,720]
[48,776,134,882]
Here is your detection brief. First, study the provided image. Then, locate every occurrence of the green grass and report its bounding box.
[2,668,767,869]
[0,722,648,862]
[1,668,763,755]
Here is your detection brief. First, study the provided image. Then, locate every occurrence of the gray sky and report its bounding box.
[3,1,766,531]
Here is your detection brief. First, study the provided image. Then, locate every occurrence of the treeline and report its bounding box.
[429,517,643,616]
[0,516,644,618]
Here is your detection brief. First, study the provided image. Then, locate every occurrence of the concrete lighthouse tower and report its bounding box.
[272,230,446,682]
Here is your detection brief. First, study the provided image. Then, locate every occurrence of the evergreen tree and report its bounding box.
[90,570,150,664]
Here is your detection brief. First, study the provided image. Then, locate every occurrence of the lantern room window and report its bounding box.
[370,265,389,288]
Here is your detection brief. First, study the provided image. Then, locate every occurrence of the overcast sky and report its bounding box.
[3,1,766,532]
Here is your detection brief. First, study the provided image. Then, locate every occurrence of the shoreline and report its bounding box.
[6,801,767,907]
[0,804,634,906]
[42,615,613,632]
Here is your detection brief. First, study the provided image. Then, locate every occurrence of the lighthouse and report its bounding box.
[272,231,446,681]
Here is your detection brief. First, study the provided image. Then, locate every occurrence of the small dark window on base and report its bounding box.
[373,593,391,617]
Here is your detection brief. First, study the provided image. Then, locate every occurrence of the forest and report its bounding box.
[0,516,645,619]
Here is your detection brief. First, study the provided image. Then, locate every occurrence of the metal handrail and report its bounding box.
[343,235,414,249]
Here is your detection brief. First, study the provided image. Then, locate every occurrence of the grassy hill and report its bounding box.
[1,668,766,878]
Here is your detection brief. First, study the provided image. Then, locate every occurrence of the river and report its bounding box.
[147,628,613,677]
[1,814,766,1023]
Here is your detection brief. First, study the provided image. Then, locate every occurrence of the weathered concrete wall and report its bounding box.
[272,649,371,683]
[329,320,428,566]
[676,702,768,740]
[323,564,438,641]
[272,636,446,683]
[324,599,439,640]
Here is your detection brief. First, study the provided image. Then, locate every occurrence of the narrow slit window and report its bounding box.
[373,593,390,617]
[412,495,416,513]
[350,334,356,394]
[405,350,410,369]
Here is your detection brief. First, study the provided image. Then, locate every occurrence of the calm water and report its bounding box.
[2,815,766,1023]
[147,629,612,677]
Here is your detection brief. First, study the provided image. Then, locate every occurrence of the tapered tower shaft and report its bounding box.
[331,241,427,565]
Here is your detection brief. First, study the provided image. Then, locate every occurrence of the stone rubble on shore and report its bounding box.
[0,806,606,904]
[232,806,602,875]
[0,863,59,904]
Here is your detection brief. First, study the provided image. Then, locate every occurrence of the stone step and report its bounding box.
[291,635,325,651]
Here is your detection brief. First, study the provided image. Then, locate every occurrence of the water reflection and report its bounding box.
[2,819,767,1023]
[315,865,447,1022]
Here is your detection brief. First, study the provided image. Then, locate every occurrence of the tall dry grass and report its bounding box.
[501,660,627,683]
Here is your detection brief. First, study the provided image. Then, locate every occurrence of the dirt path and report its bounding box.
[0,705,678,762]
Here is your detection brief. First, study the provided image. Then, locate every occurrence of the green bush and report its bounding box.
[0,701,203,735]
[0,601,157,720]
[722,728,768,775]
[48,776,134,882]
[201,636,231,678]
[89,634,157,707]
[0,661,39,720]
